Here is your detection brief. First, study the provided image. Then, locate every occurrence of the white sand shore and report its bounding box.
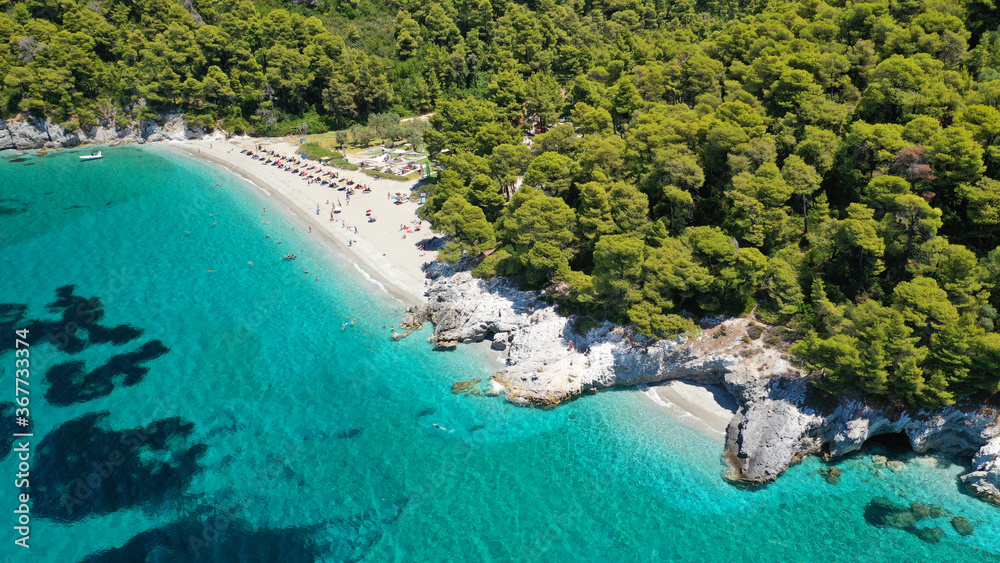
[163,140,737,421]
[165,138,437,305]
[640,380,738,443]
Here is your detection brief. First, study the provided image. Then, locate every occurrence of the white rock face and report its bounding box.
[0,112,219,150]
[413,267,1000,502]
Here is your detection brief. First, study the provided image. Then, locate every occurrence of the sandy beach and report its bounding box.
[166,138,437,305]
[640,380,739,443]
[166,139,738,420]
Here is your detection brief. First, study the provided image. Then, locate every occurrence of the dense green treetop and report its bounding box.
[6,0,1000,408]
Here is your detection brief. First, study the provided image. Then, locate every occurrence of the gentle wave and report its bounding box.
[351,260,389,295]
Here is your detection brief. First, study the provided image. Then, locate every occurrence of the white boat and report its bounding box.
[79,151,103,161]
[333,205,343,214]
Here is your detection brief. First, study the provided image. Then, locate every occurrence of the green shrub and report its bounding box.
[76,108,97,128]
[358,168,409,181]
[297,143,360,170]
[473,248,514,278]
[221,117,251,135]
[184,113,216,129]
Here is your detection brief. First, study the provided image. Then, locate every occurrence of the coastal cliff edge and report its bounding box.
[403,264,1000,503]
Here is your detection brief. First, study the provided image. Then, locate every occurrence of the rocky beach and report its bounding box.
[403,263,1000,504]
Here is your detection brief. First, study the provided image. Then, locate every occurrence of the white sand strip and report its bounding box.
[640,380,739,443]
[164,138,438,305]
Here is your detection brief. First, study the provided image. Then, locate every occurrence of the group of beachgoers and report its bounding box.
[241,147,374,194]
[399,219,424,239]
[234,144,436,282]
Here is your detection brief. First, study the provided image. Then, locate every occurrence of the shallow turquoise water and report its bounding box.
[0,145,998,562]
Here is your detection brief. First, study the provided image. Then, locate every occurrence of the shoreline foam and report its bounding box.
[162,138,436,306]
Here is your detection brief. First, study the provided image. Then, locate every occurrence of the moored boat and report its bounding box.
[79,151,103,161]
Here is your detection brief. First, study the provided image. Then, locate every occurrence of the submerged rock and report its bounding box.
[391,330,412,341]
[864,497,952,544]
[433,338,457,351]
[915,526,944,544]
[818,466,843,485]
[910,502,943,520]
[951,516,974,536]
[451,379,481,394]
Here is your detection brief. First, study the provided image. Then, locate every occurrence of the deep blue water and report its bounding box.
[0,145,998,562]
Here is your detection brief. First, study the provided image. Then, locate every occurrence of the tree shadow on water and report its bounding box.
[80,516,323,563]
[44,340,169,405]
[1,285,145,355]
[79,498,410,563]
[33,412,206,522]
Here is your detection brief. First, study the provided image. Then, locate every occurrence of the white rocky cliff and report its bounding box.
[0,112,219,150]
[403,266,1000,503]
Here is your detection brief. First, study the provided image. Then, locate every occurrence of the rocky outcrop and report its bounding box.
[0,111,221,150]
[963,436,1000,499]
[410,266,1000,503]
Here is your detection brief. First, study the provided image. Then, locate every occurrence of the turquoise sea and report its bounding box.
[0,145,998,562]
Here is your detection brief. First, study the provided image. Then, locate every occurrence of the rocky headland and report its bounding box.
[403,263,1000,503]
[0,112,219,150]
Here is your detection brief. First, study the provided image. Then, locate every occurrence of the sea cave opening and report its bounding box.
[861,431,913,455]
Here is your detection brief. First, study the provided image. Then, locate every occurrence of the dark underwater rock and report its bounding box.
[951,516,974,536]
[817,466,842,485]
[451,379,481,394]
